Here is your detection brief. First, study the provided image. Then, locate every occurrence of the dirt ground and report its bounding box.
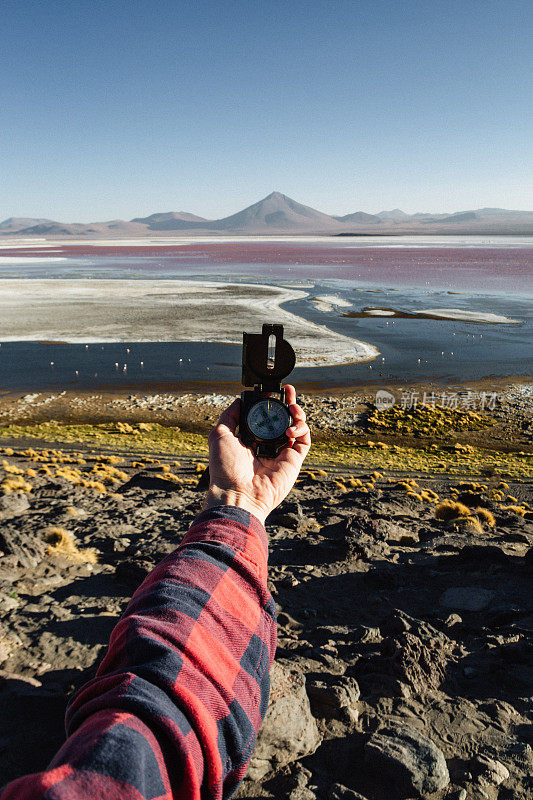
[0,383,531,799]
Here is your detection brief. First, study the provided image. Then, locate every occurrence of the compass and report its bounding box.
[239,324,296,457]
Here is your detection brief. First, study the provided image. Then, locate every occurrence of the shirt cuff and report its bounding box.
[183,504,269,585]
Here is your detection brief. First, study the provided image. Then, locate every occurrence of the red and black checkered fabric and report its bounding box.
[1,505,277,800]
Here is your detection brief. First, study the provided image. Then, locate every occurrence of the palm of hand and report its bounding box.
[209,427,300,515]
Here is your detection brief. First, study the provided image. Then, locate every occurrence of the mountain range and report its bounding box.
[2,192,533,237]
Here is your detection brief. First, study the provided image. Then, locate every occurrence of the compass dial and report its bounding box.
[246,399,291,441]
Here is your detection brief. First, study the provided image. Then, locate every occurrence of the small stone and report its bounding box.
[472,755,509,787]
[329,783,370,800]
[0,593,19,612]
[306,676,360,723]
[0,493,30,519]
[445,613,462,627]
[364,725,449,797]
[439,587,495,612]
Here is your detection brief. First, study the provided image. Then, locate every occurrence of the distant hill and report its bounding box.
[0,217,56,232]
[423,211,478,224]
[2,193,533,237]
[376,209,411,220]
[334,211,381,224]
[131,211,207,230]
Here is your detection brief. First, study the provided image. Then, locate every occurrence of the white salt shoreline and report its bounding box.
[419,308,522,324]
[311,295,353,313]
[0,279,379,368]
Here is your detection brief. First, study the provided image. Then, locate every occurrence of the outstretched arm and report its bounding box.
[1,386,310,800]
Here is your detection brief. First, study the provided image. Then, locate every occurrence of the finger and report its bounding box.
[283,384,296,406]
[289,403,306,426]
[286,420,309,438]
[291,421,311,455]
[216,397,240,434]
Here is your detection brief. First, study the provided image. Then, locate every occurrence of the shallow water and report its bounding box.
[0,238,531,390]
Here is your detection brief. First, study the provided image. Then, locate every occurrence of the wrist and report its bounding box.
[204,486,268,525]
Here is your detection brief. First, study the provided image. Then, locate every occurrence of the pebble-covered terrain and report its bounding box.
[0,386,531,799]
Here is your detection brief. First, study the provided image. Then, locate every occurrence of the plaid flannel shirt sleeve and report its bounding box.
[1,505,277,800]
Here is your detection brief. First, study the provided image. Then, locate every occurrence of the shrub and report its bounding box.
[420,489,439,503]
[1,475,32,494]
[347,478,363,488]
[475,507,496,527]
[499,505,527,517]
[435,500,471,521]
[45,527,98,563]
[454,516,484,534]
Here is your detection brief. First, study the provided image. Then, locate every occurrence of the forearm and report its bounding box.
[0,506,277,800]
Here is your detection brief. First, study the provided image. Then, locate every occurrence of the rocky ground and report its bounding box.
[0,387,532,799]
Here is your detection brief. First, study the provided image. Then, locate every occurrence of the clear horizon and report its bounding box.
[2,0,532,220]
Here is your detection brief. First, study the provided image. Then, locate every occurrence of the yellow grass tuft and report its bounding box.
[454,516,484,535]
[435,499,472,521]
[347,477,363,488]
[45,527,98,563]
[475,507,496,527]
[2,460,24,475]
[65,506,80,517]
[499,504,527,517]
[1,475,32,494]
[420,489,439,503]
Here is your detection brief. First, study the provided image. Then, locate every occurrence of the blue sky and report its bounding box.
[1,0,532,220]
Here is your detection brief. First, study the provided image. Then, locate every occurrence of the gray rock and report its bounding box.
[364,725,449,797]
[329,783,370,800]
[0,525,45,568]
[439,587,495,612]
[0,492,30,519]
[306,676,360,723]
[248,659,321,780]
[0,593,19,613]
[472,755,509,787]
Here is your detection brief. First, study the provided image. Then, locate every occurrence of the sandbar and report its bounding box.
[0,279,379,367]
[312,295,353,313]
[420,308,522,324]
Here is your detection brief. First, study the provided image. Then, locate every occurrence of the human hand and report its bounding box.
[204,385,311,525]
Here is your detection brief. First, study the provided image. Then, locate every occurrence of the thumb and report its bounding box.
[216,397,241,435]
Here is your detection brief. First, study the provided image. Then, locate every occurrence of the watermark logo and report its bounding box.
[375,390,396,410]
[375,390,500,411]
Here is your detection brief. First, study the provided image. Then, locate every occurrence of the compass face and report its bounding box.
[247,399,291,441]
